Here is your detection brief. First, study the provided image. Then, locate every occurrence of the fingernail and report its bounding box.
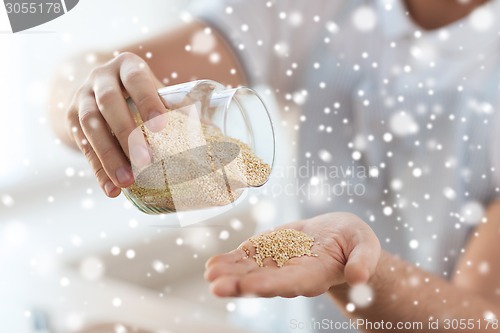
[130,145,151,168]
[146,111,166,132]
[104,181,117,196]
[116,166,133,185]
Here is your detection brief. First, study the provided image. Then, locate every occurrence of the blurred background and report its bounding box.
[0,1,295,332]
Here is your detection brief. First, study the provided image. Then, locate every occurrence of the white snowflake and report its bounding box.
[126,249,136,259]
[352,6,377,31]
[288,12,303,27]
[1,194,14,207]
[409,240,419,249]
[349,284,374,308]
[152,260,168,273]
[112,297,122,308]
[390,112,419,136]
[326,21,339,34]
[80,256,105,281]
[251,200,277,224]
[274,42,289,57]
[219,230,230,240]
[230,218,243,230]
[190,30,216,54]
[460,201,484,224]
[383,206,393,216]
[318,149,332,162]
[468,7,494,31]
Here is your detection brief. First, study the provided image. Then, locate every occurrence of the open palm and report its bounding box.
[205,212,381,298]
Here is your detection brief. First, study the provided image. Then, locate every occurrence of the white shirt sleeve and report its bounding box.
[188,0,278,86]
[489,112,500,203]
[188,0,345,92]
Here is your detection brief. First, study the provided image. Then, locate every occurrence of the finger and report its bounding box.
[93,75,152,171]
[344,236,381,286]
[210,275,241,297]
[204,261,253,282]
[205,246,256,268]
[236,239,258,260]
[239,265,323,298]
[78,93,135,188]
[119,58,167,132]
[68,113,121,198]
[127,124,153,171]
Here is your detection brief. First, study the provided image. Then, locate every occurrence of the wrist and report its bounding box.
[329,250,386,297]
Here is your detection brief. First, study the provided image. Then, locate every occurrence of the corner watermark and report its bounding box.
[289,317,499,331]
[2,0,80,33]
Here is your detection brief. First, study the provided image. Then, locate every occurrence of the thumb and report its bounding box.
[344,235,381,286]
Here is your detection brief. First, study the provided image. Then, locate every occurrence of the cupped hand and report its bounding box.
[205,212,381,298]
[65,52,166,197]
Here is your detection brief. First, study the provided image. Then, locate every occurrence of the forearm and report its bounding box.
[329,251,499,332]
[48,20,246,150]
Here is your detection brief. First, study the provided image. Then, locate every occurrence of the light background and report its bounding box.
[0,0,296,333]
[0,1,291,332]
[0,0,187,186]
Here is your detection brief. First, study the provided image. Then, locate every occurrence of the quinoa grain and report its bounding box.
[249,229,317,267]
[126,110,271,212]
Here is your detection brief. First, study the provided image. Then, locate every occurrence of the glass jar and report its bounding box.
[122,80,275,214]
